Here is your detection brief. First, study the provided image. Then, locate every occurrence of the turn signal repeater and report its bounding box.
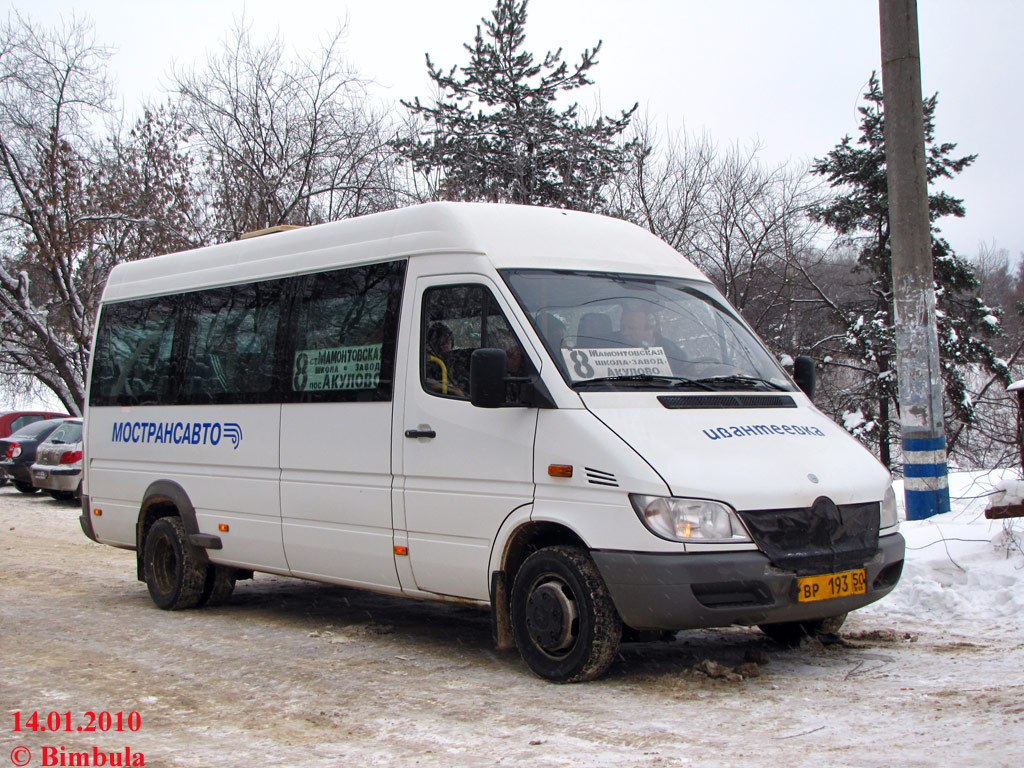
[548,464,573,478]
[218,523,230,533]
[92,508,102,516]
[393,545,408,556]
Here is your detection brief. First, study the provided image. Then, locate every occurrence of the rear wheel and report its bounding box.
[143,517,207,610]
[14,480,40,494]
[511,545,621,683]
[759,613,847,646]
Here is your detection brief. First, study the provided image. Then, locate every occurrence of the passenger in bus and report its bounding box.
[575,312,615,348]
[490,329,525,376]
[489,329,529,404]
[617,307,687,372]
[424,322,463,396]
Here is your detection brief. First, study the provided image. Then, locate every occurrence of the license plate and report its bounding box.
[797,569,866,602]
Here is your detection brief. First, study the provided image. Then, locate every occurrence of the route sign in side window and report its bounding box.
[290,260,406,403]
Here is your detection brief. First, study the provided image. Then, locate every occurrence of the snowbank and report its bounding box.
[860,469,1024,636]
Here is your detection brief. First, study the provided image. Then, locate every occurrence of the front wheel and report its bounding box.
[510,545,621,683]
[143,517,208,610]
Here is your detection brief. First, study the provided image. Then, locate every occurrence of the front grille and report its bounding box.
[737,499,880,576]
[658,394,797,409]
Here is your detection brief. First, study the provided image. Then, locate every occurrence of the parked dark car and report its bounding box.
[31,418,83,501]
[0,419,70,494]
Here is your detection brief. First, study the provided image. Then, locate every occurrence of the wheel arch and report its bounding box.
[136,480,209,580]
[489,520,589,650]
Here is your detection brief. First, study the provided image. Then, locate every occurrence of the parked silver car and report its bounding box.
[30,418,83,501]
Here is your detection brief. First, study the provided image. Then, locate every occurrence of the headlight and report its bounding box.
[880,485,900,530]
[630,494,751,543]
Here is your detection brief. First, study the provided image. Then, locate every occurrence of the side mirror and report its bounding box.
[793,356,816,400]
[470,348,507,408]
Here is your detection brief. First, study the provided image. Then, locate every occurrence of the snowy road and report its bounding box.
[1,484,1022,767]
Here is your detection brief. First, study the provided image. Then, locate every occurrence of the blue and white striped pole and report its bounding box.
[881,1,950,520]
[902,435,951,520]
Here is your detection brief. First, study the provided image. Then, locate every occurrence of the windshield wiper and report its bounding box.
[694,374,789,392]
[573,375,716,391]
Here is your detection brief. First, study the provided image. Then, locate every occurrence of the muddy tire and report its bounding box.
[200,565,237,607]
[511,545,621,683]
[143,517,207,610]
[759,613,848,646]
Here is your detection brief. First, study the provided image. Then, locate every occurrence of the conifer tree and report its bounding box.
[397,0,637,212]
[811,73,1008,468]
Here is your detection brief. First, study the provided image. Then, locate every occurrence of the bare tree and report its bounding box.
[0,13,115,412]
[613,122,830,350]
[0,13,196,413]
[172,20,400,239]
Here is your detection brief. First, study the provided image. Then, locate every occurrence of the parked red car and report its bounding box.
[0,411,71,439]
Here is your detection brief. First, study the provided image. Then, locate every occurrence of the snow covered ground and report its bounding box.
[2,470,1022,768]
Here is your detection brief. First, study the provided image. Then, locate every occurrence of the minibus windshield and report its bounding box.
[502,270,794,392]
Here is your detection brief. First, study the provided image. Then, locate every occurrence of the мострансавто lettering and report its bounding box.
[110,421,243,449]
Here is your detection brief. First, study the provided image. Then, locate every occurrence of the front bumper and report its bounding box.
[592,533,905,631]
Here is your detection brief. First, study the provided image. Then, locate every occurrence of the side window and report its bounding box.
[89,296,178,406]
[421,284,529,403]
[289,260,405,403]
[10,415,42,432]
[181,280,283,404]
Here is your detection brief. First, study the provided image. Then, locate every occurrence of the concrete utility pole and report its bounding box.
[879,0,950,520]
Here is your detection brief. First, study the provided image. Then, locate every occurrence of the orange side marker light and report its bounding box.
[218,523,229,532]
[548,464,573,478]
[394,545,409,556]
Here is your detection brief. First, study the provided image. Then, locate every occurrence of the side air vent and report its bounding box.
[585,467,619,487]
[658,394,797,410]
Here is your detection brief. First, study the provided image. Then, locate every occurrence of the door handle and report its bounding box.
[405,429,437,439]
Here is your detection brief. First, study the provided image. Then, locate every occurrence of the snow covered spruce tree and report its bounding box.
[810,73,1008,469]
[397,0,638,212]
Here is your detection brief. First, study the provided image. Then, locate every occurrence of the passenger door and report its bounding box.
[280,261,406,590]
[395,275,538,601]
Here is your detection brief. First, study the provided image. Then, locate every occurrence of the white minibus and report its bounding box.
[81,202,904,682]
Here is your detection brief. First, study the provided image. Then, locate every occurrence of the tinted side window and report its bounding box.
[421,284,529,404]
[180,280,285,404]
[289,261,406,403]
[10,415,42,432]
[90,296,179,406]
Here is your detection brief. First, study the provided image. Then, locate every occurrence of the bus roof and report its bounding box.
[101,202,708,301]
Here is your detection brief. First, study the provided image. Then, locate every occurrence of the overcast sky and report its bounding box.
[12,0,1024,262]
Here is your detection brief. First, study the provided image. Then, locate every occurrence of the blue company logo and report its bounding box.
[703,424,826,440]
[111,421,244,450]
